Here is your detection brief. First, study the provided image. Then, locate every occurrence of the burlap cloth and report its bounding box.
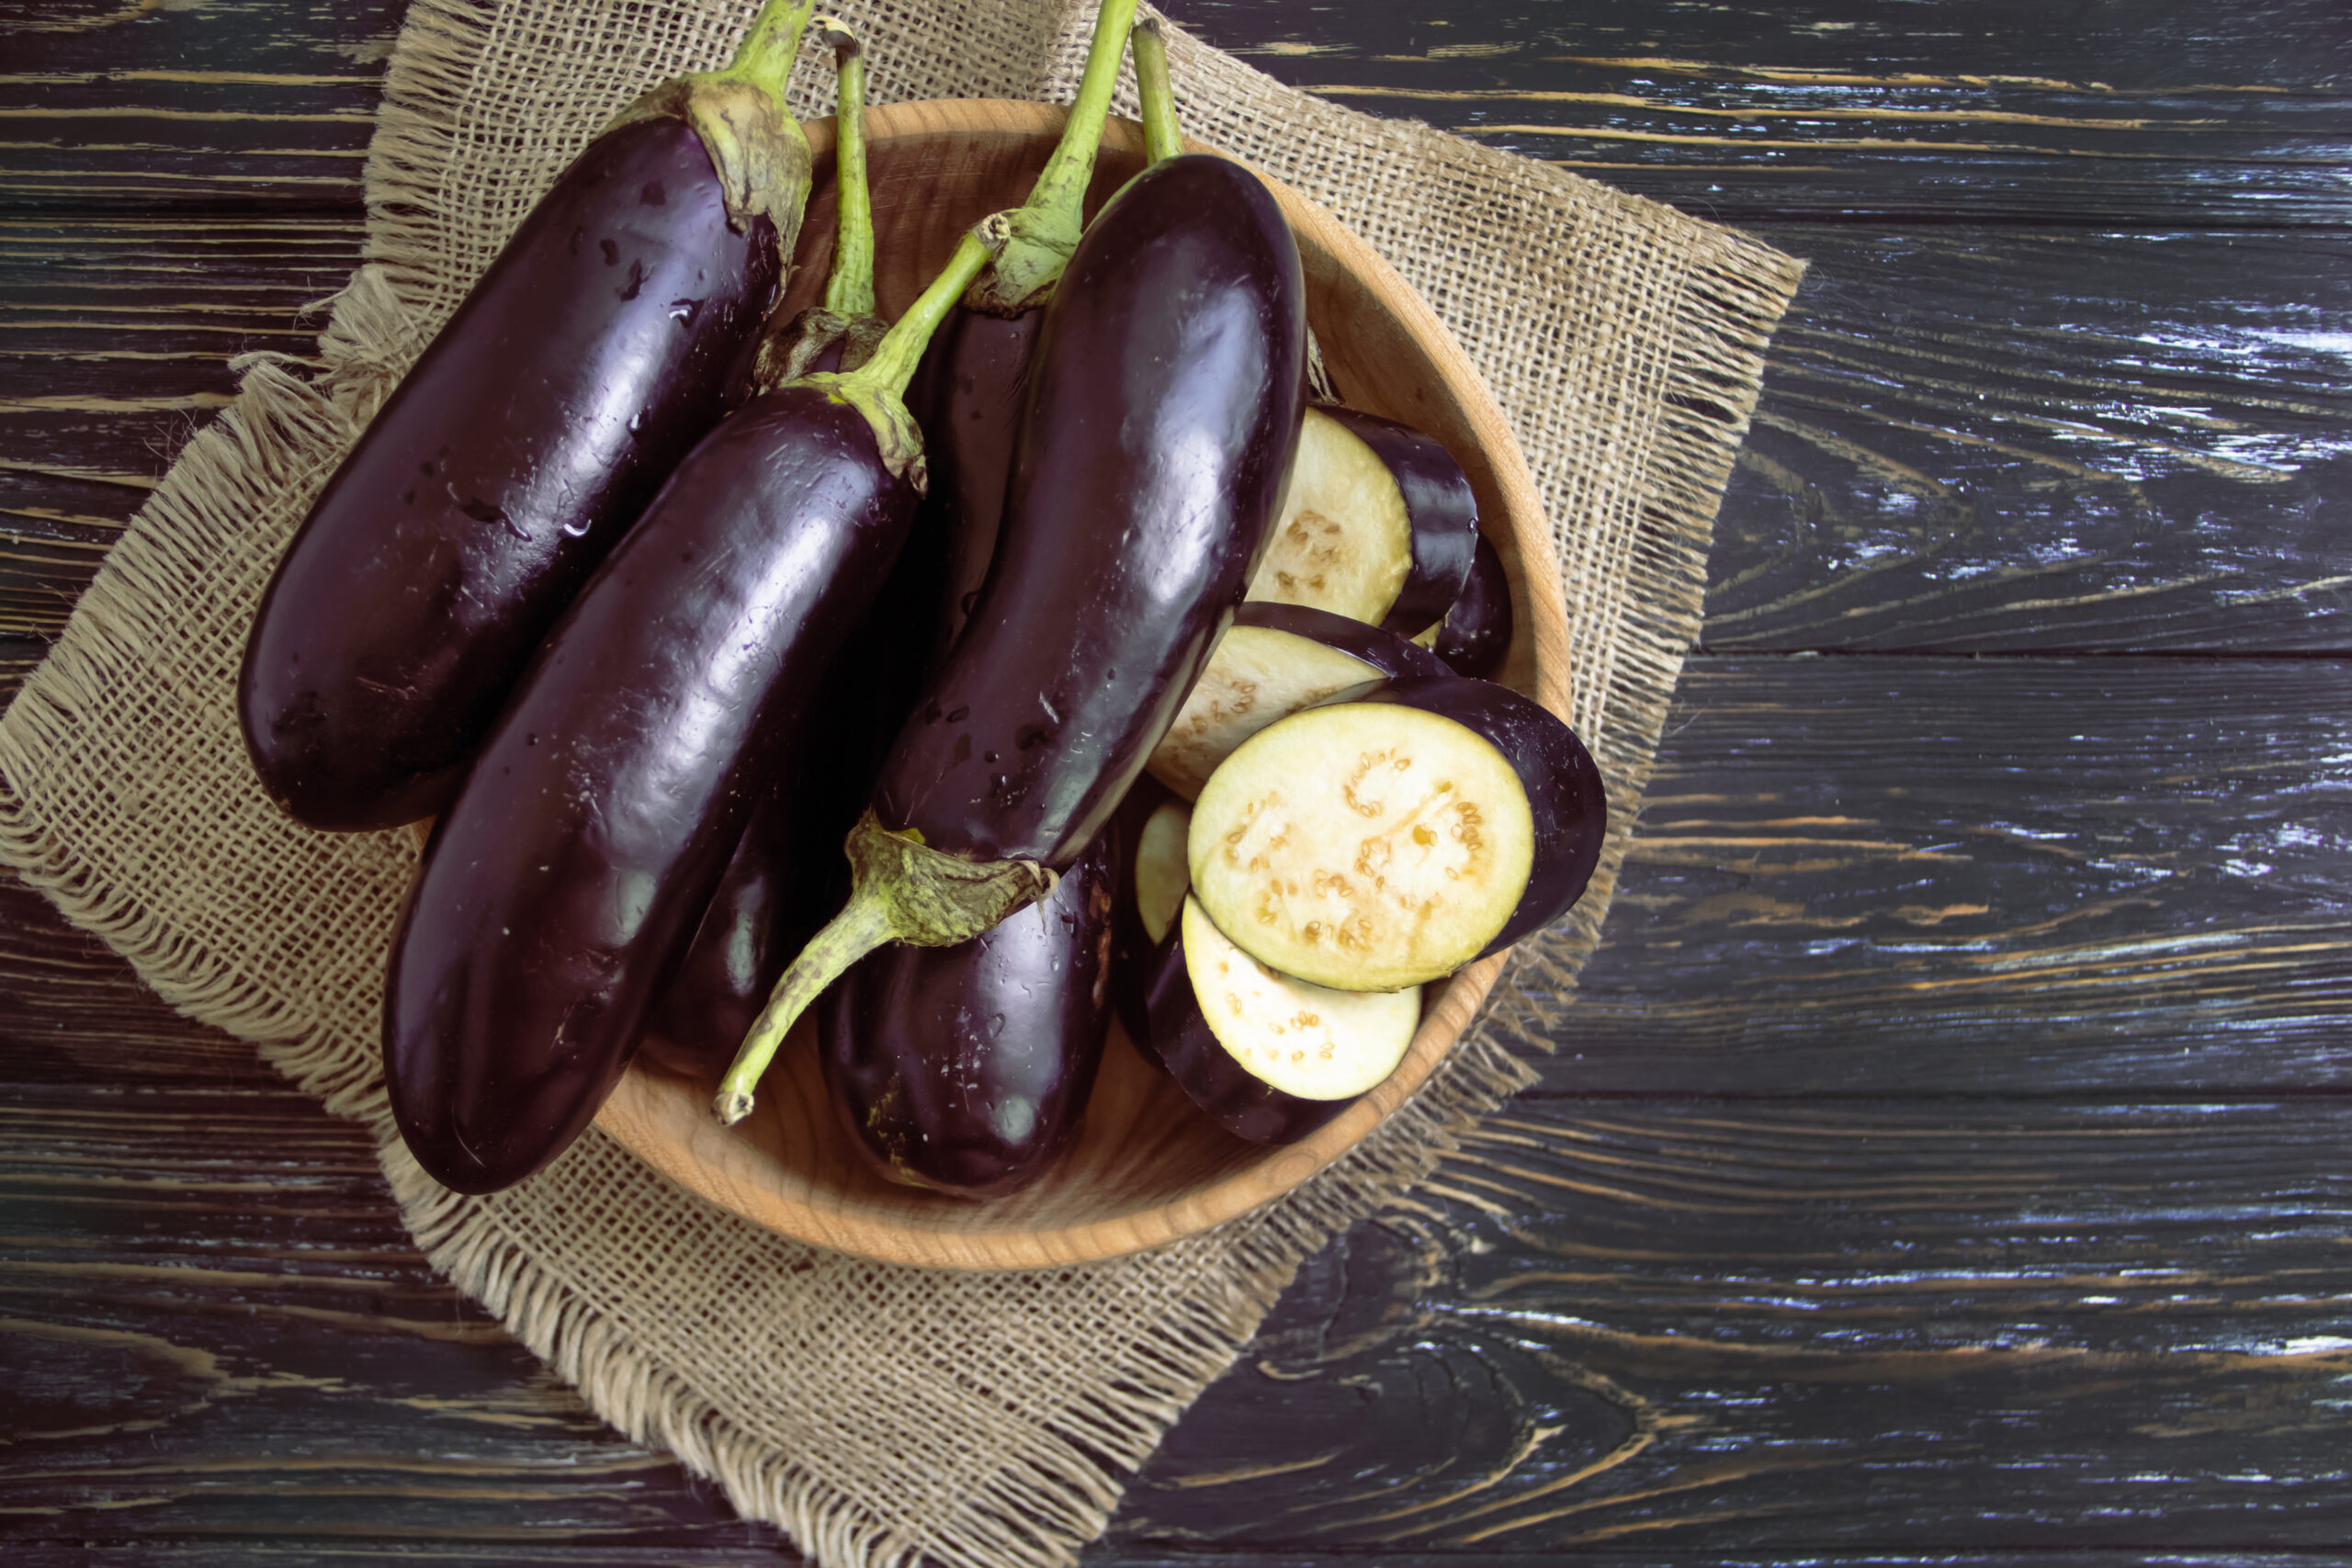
[0,3,1801,1562]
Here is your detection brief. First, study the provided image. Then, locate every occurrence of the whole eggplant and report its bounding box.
[384,383,922,1194]
[717,151,1308,1122]
[240,0,818,832]
[820,830,1119,1197]
[384,41,987,1195]
[878,154,1306,863]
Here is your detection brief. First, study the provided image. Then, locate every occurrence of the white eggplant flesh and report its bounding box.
[1135,798,1192,944]
[1187,699,1535,991]
[1180,897,1421,1104]
[1244,407,1412,625]
[1148,625,1386,799]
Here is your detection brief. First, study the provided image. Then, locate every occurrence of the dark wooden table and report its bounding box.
[6,0,2348,1561]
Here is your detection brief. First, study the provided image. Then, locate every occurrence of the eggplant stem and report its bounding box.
[968,0,1138,313]
[715,809,1054,1126]
[801,220,1005,483]
[819,21,875,319]
[714,894,888,1125]
[713,0,821,101]
[1133,17,1183,163]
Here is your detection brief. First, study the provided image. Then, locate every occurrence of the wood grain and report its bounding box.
[3,0,2348,1561]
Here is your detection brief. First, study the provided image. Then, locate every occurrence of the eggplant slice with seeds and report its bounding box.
[1148,896,1422,1145]
[1148,602,1448,799]
[1187,674,1605,993]
[1245,405,1478,636]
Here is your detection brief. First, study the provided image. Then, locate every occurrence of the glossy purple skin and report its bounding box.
[905,308,1042,660]
[820,830,1120,1199]
[1339,674,1608,958]
[1433,532,1513,680]
[386,388,916,1195]
[636,769,849,1073]
[1142,924,1347,1146]
[875,154,1307,867]
[1317,405,1479,637]
[242,116,781,831]
[639,315,910,1071]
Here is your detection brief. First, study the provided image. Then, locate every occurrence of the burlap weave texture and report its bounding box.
[0,3,1803,1564]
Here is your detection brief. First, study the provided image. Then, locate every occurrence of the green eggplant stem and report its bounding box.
[1133,17,1183,163]
[798,217,1007,484]
[819,20,875,319]
[968,0,1139,313]
[712,0,820,99]
[715,810,1056,1127]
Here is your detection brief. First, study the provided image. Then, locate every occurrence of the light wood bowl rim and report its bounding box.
[594,98,1566,1270]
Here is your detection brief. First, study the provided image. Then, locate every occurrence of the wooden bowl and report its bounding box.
[594,99,1566,1270]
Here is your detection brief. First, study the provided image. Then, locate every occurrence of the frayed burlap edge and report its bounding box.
[0,1,1803,1563]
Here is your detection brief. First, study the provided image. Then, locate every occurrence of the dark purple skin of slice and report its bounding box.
[1332,674,1609,957]
[1433,532,1513,680]
[874,154,1307,869]
[241,115,782,832]
[1312,405,1478,638]
[1142,925,1351,1146]
[820,829,1121,1199]
[384,387,916,1196]
[1226,601,1453,680]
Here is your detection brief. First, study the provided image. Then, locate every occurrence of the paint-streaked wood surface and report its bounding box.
[3,0,2346,1561]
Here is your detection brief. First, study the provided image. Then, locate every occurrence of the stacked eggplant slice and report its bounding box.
[235,0,1604,1199]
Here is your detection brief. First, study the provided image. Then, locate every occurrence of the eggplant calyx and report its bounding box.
[609,0,819,244]
[714,810,1054,1126]
[797,218,1009,485]
[963,0,1137,316]
[753,307,888,390]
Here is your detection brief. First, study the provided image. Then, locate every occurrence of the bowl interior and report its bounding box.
[594,100,1563,1270]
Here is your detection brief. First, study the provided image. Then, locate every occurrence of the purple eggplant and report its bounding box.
[1433,532,1514,679]
[1104,775,1184,1057]
[383,136,1003,1194]
[638,27,902,1075]
[716,150,1308,1124]
[820,830,1120,1198]
[239,0,820,832]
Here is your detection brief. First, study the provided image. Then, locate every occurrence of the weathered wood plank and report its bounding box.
[1709,224,2352,653]
[1159,0,2352,226]
[1117,1098,2352,1554]
[1547,654,2352,1093]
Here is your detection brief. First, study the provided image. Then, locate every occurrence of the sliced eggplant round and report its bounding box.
[1187,674,1605,992]
[1433,532,1514,680]
[1244,405,1477,636]
[1148,601,1448,799]
[1148,896,1421,1145]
